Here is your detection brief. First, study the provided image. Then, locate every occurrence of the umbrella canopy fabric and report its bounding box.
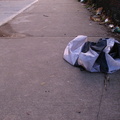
[63,35,120,73]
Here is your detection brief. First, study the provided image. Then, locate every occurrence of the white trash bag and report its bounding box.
[63,35,120,73]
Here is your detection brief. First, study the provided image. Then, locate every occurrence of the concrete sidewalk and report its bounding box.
[0,0,119,120]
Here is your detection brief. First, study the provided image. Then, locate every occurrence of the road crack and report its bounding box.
[97,73,110,120]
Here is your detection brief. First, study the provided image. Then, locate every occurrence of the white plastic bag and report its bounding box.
[63,35,120,73]
[64,35,87,65]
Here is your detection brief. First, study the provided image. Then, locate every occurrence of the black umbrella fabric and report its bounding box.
[63,35,120,73]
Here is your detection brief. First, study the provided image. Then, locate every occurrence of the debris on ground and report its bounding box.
[108,24,114,29]
[0,23,29,38]
[96,7,103,15]
[90,15,101,22]
[63,35,120,73]
[112,26,120,33]
[78,0,120,35]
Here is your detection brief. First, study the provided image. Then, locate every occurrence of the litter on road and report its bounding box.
[64,35,120,73]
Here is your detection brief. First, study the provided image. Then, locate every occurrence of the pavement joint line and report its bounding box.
[0,0,38,26]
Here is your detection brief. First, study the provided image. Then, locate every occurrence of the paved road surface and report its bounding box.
[0,0,38,26]
[0,0,120,120]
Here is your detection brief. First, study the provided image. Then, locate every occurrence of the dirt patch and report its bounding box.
[0,23,31,38]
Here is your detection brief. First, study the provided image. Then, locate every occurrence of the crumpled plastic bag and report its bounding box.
[63,35,120,73]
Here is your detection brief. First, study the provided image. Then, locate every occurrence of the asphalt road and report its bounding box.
[0,0,120,120]
[0,0,38,26]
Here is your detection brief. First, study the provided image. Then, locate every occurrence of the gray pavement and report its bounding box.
[0,0,120,120]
